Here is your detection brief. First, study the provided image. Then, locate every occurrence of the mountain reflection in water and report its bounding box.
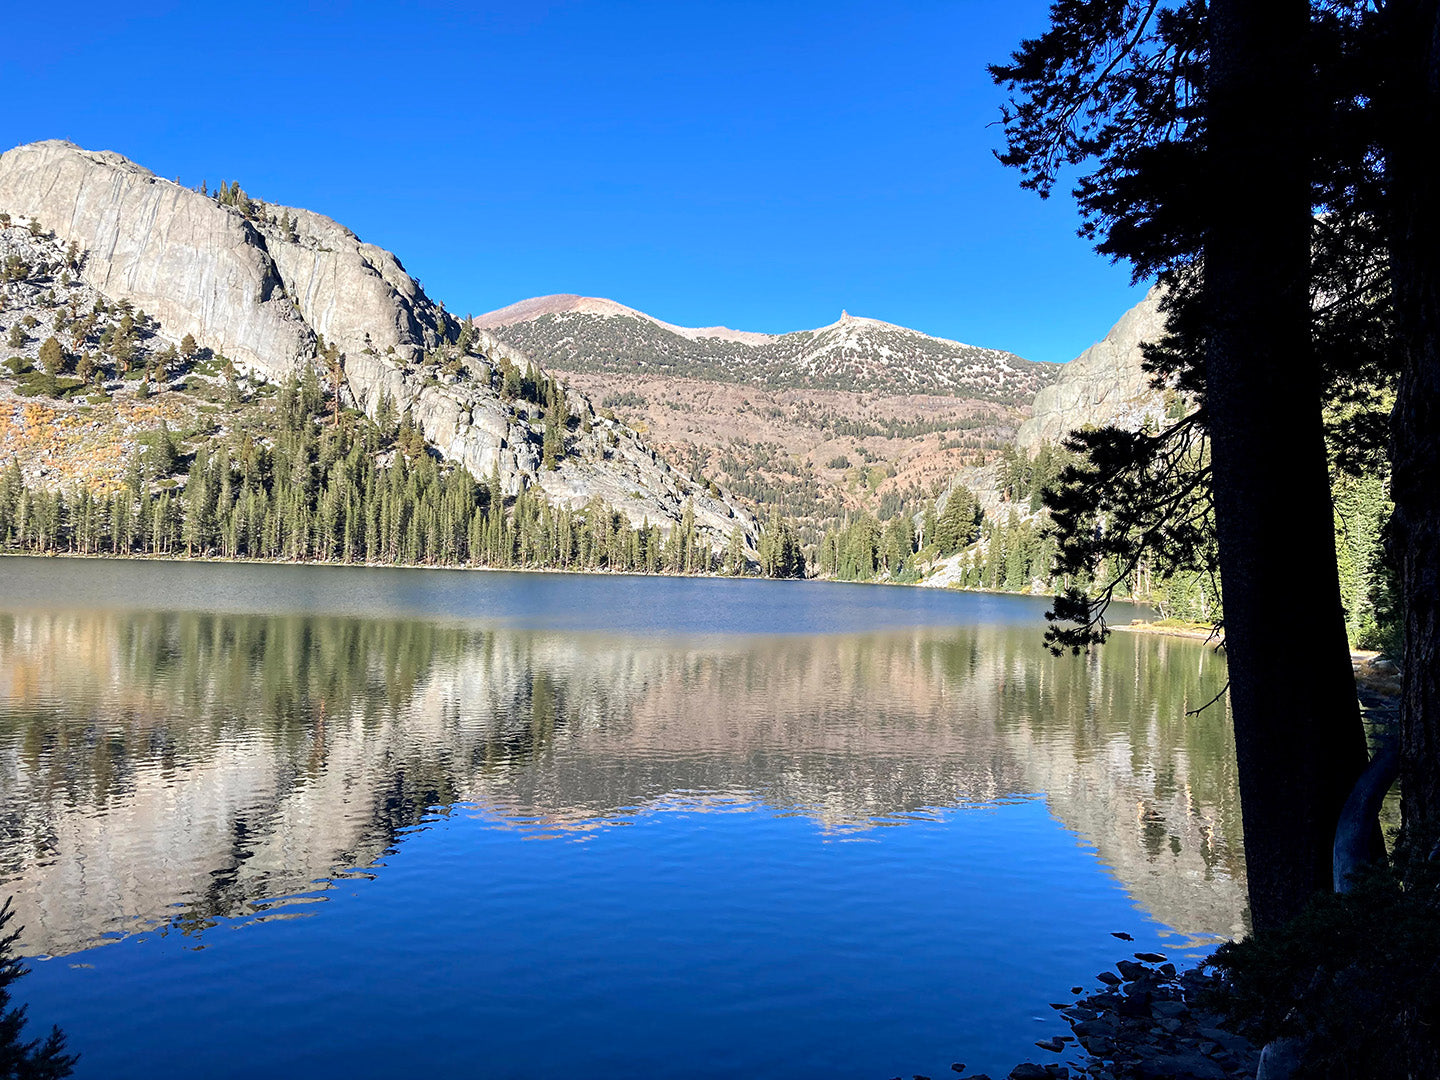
[0,599,1246,960]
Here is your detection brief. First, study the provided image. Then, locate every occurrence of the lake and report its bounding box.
[0,557,1244,1079]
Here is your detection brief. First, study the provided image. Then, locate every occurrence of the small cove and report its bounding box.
[0,556,1243,1079]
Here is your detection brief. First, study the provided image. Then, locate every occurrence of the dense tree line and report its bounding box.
[946,511,1055,593]
[817,513,916,581]
[994,442,1073,511]
[0,371,793,579]
[892,434,1386,637]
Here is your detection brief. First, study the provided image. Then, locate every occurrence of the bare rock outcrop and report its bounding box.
[1015,287,1170,450]
[0,140,754,552]
[920,290,1173,586]
[0,140,312,378]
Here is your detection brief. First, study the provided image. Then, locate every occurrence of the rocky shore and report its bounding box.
[900,952,1259,1080]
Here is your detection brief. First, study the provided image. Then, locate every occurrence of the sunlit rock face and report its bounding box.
[0,140,755,550]
[1015,288,1170,451]
[0,604,1245,958]
[0,140,453,382]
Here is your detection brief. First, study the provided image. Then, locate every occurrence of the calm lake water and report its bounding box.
[0,557,1244,1079]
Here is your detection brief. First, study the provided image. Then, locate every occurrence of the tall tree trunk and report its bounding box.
[1206,0,1372,931]
[1384,0,1440,836]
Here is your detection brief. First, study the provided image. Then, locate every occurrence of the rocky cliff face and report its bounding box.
[1015,287,1170,450]
[919,290,1174,587]
[0,141,753,550]
[0,142,314,378]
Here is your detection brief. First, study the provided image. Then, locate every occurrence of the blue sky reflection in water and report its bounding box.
[0,559,1245,1079]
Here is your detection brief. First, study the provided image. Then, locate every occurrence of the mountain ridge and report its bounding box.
[477,292,1027,354]
[477,292,1057,403]
[0,139,1143,578]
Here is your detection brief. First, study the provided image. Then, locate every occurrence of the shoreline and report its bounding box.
[0,547,766,582]
[957,954,1259,1080]
[1110,619,1220,642]
[0,550,1067,597]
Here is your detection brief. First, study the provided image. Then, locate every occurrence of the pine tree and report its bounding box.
[991,0,1390,926]
[727,525,748,575]
[934,487,979,554]
[323,342,345,427]
[541,418,563,471]
[140,423,178,480]
[37,336,64,377]
[0,898,76,1078]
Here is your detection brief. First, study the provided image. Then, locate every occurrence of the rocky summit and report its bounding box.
[0,140,754,553]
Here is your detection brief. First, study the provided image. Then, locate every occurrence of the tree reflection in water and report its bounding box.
[0,603,1245,959]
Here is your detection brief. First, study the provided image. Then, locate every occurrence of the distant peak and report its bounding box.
[475,294,776,346]
[474,294,632,324]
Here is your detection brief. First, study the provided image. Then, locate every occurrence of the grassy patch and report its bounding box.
[1150,616,1215,630]
[13,373,87,399]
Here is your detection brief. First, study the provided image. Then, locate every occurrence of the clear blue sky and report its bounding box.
[1,1,1149,365]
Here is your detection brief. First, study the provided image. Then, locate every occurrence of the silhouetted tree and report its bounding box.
[0,898,77,1078]
[1380,0,1440,837]
[993,0,1385,928]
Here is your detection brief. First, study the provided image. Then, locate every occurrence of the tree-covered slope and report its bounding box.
[0,141,758,559]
